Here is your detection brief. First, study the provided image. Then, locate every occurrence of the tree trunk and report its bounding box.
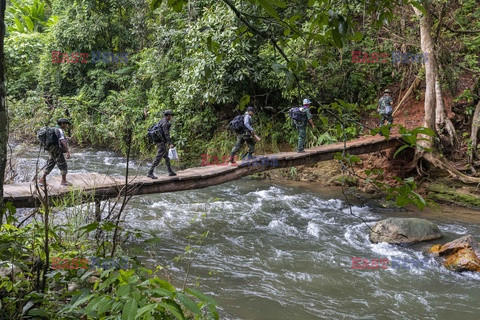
[0,0,7,222]
[411,5,480,184]
[470,100,480,162]
[412,5,436,150]
[435,74,458,149]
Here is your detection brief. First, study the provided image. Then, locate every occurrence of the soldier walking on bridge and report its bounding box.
[147,110,176,179]
[38,118,72,186]
[229,106,261,164]
[291,99,315,153]
[378,89,394,133]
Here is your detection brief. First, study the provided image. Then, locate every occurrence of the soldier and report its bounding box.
[378,89,394,131]
[295,99,315,153]
[147,110,176,179]
[38,118,72,186]
[229,106,261,164]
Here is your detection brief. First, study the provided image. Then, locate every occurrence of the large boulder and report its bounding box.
[369,218,443,244]
[429,235,480,272]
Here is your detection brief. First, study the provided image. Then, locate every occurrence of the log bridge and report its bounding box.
[3,136,403,208]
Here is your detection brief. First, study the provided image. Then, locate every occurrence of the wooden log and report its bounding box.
[3,136,403,208]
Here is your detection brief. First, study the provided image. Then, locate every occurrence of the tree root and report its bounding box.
[423,152,480,185]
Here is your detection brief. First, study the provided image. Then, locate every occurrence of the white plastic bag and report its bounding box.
[385,105,393,114]
[168,147,179,160]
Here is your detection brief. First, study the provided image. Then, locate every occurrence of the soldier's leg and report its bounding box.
[230,135,245,157]
[297,125,306,152]
[55,151,68,176]
[387,113,394,125]
[54,149,71,186]
[148,142,166,179]
[162,148,176,176]
[39,149,56,185]
[246,136,255,159]
[43,152,56,176]
[152,142,166,168]
[379,114,386,127]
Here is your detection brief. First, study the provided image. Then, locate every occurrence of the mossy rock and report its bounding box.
[427,183,480,209]
[332,175,358,186]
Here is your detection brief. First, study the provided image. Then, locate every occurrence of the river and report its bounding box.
[8,145,480,320]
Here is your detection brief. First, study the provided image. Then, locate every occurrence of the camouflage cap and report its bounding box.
[384,89,392,93]
[163,110,174,116]
[57,118,71,125]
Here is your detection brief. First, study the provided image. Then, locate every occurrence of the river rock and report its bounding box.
[429,235,480,272]
[430,235,480,257]
[444,248,480,272]
[369,218,442,244]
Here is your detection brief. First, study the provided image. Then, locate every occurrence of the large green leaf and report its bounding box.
[185,288,217,305]
[158,301,184,320]
[121,298,138,320]
[23,16,34,32]
[176,292,201,314]
[136,304,158,317]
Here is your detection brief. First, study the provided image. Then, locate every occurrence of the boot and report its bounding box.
[165,159,177,176]
[247,153,256,160]
[229,155,236,164]
[147,168,158,179]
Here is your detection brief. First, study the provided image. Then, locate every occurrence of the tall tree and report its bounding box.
[412,2,480,184]
[0,0,7,221]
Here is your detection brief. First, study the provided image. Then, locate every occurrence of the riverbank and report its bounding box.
[259,158,480,224]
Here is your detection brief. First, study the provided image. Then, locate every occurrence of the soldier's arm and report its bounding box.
[244,115,254,134]
[61,140,69,153]
[56,128,70,157]
[163,122,173,146]
[307,109,315,128]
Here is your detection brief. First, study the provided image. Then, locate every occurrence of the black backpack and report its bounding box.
[289,107,307,122]
[147,123,165,143]
[229,115,246,133]
[37,127,59,149]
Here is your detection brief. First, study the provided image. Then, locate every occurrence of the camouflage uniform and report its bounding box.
[378,94,394,126]
[294,107,313,152]
[230,112,255,158]
[149,118,174,174]
[44,128,68,175]
[230,133,255,158]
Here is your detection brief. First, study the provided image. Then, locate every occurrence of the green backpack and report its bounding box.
[37,127,59,149]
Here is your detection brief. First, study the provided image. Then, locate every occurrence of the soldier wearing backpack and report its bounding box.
[229,106,261,164]
[147,110,176,179]
[378,89,394,131]
[38,118,72,187]
[290,99,315,153]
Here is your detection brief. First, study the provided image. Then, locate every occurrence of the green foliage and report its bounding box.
[0,198,218,320]
[59,268,218,319]
[5,0,416,160]
[385,177,427,210]
[6,0,57,34]
[336,124,438,210]
[4,32,47,97]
